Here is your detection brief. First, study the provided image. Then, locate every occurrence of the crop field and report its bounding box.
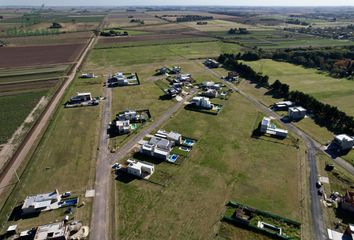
[3,31,92,46]
[243,59,354,116]
[106,12,167,28]
[220,29,354,49]
[0,43,85,68]
[182,19,261,32]
[0,90,47,145]
[114,91,302,239]
[0,64,68,84]
[0,76,103,231]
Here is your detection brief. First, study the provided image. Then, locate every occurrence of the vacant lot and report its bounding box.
[0,44,85,68]
[0,90,47,145]
[114,92,301,239]
[90,41,241,67]
[243,59,354,116]
[98,33,210,45]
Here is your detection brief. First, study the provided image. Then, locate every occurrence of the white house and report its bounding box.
[34,221,69,240]
[115,120,130,134]
[127,159,154,178]
[80,73,96,78]
[118,110,137,121]
[140,136,173,160]
[22,190,60,215]
[190,97,212,109]
[69,92,92,103]
[155,129,182,145]
[288,106,306,120]
[274,101,293,110]
[333,134,354,150]
[201,89,219,98]
[260,116,288,138]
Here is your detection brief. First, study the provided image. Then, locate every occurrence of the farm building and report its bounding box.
[204,58,220,68]
[155,129,182,145]
[34,221,69,240]
[189,96,212,109]
[21,190,60,215]
[274,101,294,110]
[260,117,288,138]
[127,159,154,178]
[341,191,354,213]
[288,106,306,120]
[201,89,219,98]
[333,134,354,150]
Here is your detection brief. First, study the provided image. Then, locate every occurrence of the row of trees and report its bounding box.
[176,15,213,22]
[217,53,354,135]
[219,47,354,79]
[228,28,249,35]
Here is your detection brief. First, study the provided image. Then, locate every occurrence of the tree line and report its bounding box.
[217,53,354,135]
[176,15,213,22]
[219,47,354,79]
[228,28,249,35]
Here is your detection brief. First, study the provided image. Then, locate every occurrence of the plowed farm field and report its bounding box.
[0,43,85,68]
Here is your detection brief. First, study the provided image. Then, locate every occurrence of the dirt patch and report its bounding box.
[0,44,85,68]
[0,79,59,94]
[0,96,48,172]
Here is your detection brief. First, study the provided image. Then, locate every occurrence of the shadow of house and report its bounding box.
[132,152,165,165]
[115,171,137,184]
[8,204,40,221]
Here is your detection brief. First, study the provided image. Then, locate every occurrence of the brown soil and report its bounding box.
[0,43,85,68]
[0,79,59,94]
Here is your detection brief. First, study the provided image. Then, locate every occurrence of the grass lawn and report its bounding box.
[114,92,302,239]
[0,76,103,231]
[90,41,241,66]
[243,59,354,116]
[0,90,47,145]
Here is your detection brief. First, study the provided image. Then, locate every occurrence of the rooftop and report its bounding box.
[336,134,354,141]
[22,190,59,210]
[34,221,67,240]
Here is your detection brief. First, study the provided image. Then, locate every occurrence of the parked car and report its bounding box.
[112,163,121,170]
[62,192,71,198]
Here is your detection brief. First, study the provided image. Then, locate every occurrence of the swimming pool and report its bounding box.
[167,154,178,163]
[183,139,195,146]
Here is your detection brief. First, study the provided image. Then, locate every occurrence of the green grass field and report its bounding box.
[0,90,47,145]
[0,76,103,231]
[114,92,302,239]
[243,59,354,117]
[0,65,68,84]
[91,41,241,67]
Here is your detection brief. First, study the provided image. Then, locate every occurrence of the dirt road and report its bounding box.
[90,90,196,240]
[0,35,96,196]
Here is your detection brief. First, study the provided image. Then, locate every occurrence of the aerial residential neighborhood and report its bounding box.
[1,2,354,240]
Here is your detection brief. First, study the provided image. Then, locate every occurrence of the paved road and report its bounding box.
[204,65,328,240]
[90,87,112,240]
[0,35,97,196]
[89,90,196,240]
